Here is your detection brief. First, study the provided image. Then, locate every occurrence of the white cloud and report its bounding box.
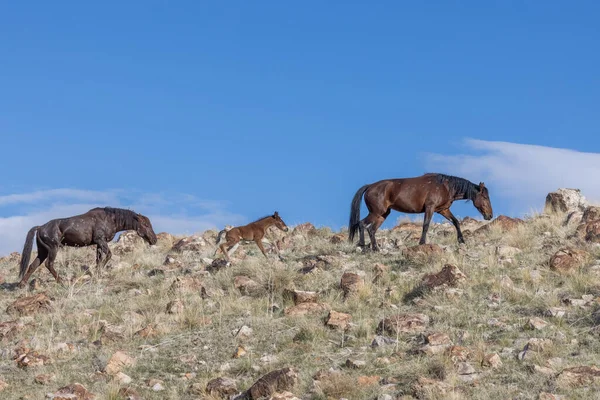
[0,189,118,206]
[0,189,244,256]
[425,139,600,212]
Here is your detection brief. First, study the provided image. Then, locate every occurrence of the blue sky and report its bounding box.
[1,2,599,254]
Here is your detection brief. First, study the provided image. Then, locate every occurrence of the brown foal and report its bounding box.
[214,212,289,261]
[349,173,493,250]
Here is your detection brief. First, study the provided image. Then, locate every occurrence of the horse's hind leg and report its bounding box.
[220,238,238,262]
[419,206,434,245]
[366,212,388,251]
[44,245,63,285]
[18,245,48,288]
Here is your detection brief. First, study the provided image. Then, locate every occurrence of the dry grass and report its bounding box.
[0,213,600,399]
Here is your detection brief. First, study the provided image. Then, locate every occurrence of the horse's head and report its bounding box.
[136,214,158,245]
[474,183,493,220]
[272,211,289,232]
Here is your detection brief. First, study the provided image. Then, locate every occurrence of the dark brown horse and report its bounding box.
[18,207,157,287]
[349,173,493,250]
[214,212,289,261]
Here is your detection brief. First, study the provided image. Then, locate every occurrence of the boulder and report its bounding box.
[234,276,261,296]
[340,272,363,297]
[421,265,466,290]
[166,299,185,314]
[206,377,238,397]
[247,367,299,399]
[556,365,600,388]
[7,292,53,316]
[0,320,25,341]
[325,310,352,330]
[482,353,503,369]
[171,235,208,252]
[113,231,145,254]
[549,248,590,274]
[545,188,587,214]
[377,313,430,335]
[284,289,319,305]
[104,351,135,375]
[47,383,96,400]
[475,215,523,233]
[402,244,443,261]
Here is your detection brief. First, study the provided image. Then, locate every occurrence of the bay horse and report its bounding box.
[214,212,289,261]
[18,207,157,288]
[349,173,493,250]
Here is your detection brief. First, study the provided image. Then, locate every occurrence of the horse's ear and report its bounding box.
[274,211,279,217]
[479,182,486,188]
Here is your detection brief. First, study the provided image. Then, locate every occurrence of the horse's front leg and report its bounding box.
[255,239,269,259]
[419,207,434,245]
[262,238,283,260]
[95,240,111,272]
[438,209,464,244]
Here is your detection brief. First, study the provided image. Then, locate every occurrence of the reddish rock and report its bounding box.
[6,292,53,316]
[372,263,389,282]
[325,310,352,330]
[377,313,430,335]
[292,222,317,236]
[104,351,135,375]
[475,215,523,233]
[171,235,208,252]
[556,365,600,388]
[15,349,50,368]
[247,367,299,399]
[582,206,600,224]
[169,276,207,297]
[421,264,466,290]
[340,272,364,297]
[284,289,319,305]
[330,233,345,244]
[544,189,587,214]
[583,220,600,243]
[0,320,24,341]
[35,373,56,385]
[206,377,238,397]
[412,377,453,399]
[48,383,95,400]
[402,244,443,261]
[549,248,590,274]
[447,346,471,362]
[482,353,503,369]
[135,324,158,338]
[156,232,175,247]
[234,275,261,296]
[166,299,185,314]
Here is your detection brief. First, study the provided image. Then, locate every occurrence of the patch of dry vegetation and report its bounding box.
[1,204,600,399]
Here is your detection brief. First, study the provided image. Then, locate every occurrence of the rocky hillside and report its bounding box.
[1,189,600,400]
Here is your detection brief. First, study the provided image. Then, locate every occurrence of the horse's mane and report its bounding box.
[96,207,139,228]
[433,173,480,200]
[249,214,274,224]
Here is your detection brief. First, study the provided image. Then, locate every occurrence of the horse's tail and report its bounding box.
[19,226,39,279]
[348,184,370,243]
[215,229,227,245]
